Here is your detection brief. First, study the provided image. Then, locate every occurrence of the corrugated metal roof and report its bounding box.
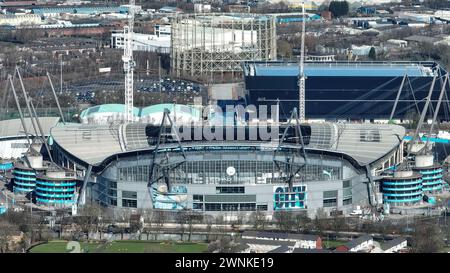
[252,64,428,77]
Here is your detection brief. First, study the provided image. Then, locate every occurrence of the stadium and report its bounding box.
[49,115,405,218]
[243,61,450,122]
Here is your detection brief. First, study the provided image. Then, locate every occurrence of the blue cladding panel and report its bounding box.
[253,65,427,77]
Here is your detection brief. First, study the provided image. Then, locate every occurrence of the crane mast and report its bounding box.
[123,0,135,123]
[299,2,306,123]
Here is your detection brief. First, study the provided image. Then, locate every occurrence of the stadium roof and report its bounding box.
[80,104,200,120]
[50,121,405,167]
[140,104,201,118]
[79,104,140,119]
[0,117,60,140]
[243,61,436,77]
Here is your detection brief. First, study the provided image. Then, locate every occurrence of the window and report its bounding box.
[343,198,352,206]
[323,190,338,199]
[342,182,352,206]
[118,166,149,182]
[323,190,338,208]
[222,203,239,211]
[108,189,117,197]
[343,180,351,188]
[193,195,203,202]
[323,198,337,207]
[193,203,203,210]
[122,199,137,208]
[216,187,245,194]
[122,191,137,199]
[240,203,256,211]
[110,199,117,206]
[205,203,221,211]
[257,204,268,211]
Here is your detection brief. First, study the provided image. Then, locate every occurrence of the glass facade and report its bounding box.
[323,190,338,208]
[163,160,342,185]
[97,177,117,207]
[342,180,352,206]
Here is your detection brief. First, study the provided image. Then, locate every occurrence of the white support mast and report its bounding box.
[298,2,306,123]
[123,0,135,123]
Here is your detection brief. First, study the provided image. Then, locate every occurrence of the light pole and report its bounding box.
[60,54,63,94]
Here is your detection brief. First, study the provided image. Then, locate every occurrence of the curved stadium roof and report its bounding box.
[140,104,201,118]
[50,122,405,168]
[80,103,200,120]
[79,104,140,119]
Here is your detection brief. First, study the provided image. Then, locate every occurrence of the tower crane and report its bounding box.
[299,2,306,123]
[123,0,135,123]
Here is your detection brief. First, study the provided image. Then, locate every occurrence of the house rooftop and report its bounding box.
[344,235,373,249]
[381,237,407,251]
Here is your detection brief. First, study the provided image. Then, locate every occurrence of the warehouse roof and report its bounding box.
[0,117,60,140]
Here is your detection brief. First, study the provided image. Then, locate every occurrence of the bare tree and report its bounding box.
[411,220,444,253]
[313,208,329,234]
[152,210,166,240]
[251,210,268,231]
[76,203,102,240]
[0,220,16,253]
[274,210,294,232]
[294,212,311,233]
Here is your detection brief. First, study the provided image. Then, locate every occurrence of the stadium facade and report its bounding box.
[243,61,449,122]
[50,119,405,218]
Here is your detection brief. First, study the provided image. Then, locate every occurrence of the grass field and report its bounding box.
[322,240,346,249]
[29,240,208,253]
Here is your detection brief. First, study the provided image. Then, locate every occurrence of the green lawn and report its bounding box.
[322,240,346,249]
[29,240,208,253]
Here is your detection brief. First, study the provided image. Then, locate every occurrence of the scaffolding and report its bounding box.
[171,13,277,83]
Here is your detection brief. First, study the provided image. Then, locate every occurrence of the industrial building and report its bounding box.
[171,13,277,82]
[49,117,405,218]
[111,25,171,54]
[242,61,449,122]
[0,14,43,26]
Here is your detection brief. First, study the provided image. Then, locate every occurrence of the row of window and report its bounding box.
[216,186,245,194]
[122,199,137,208]
[116,160,343,184]
[201,203,263,212]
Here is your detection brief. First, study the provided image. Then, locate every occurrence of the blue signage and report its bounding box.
[273,185,306,210]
